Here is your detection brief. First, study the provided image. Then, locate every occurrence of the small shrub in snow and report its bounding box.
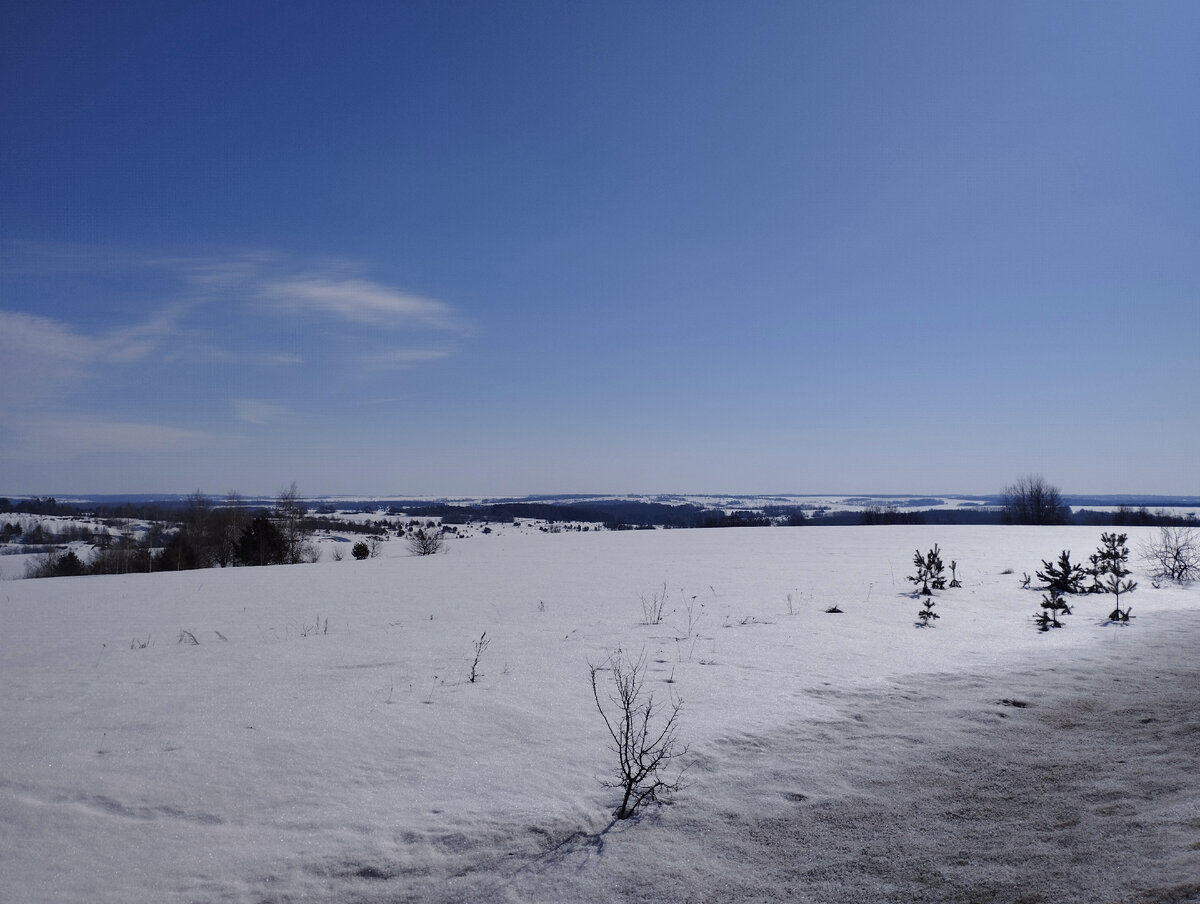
[589,648,688,819]
[1092,532,1136,622]
[640,583,669,626]
[300,615,328,637]
[352,541,370,560]
[907,545,946,596]
[407,528,443,556]
[1034,588,1071,631]
[1141,526,1199,584]
[948,560,962,588]
[1036,550,1087,595]
[468,632,490,683]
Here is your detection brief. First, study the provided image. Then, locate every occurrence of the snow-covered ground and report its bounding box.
[1,525,1197,903]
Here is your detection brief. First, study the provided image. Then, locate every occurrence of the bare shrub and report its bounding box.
[468,632,490,683]
[640,583,669,625]
[1141,526,1199,583]
[407,528,443,556]
[589,648,688,819]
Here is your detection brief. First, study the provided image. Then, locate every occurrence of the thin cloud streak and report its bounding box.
[13,415,214,454]
[233,399,289,425]
[261,278,469,332]
[362,347,453,369]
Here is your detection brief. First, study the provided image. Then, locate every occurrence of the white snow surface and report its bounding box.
[1,525,1198,903]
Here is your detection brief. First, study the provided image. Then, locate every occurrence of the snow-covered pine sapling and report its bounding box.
[1034,588,1071,631]
[1036,550,1088,595]
[948,560,962,588]
[589,648,688,819]
[468,631,490,683]
[1092,532,1137,622]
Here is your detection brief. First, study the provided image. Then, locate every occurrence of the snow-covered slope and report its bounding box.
[1,526,1197,902]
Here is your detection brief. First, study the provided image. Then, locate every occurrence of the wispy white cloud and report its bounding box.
[361,347,454,370]
[12,415,213,454]
[261,277,468,332]
[0,310,170,412]
[233,398,289,425]
[0,245,472,471]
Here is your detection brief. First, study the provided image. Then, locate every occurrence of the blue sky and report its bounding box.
[2,1,1197,497]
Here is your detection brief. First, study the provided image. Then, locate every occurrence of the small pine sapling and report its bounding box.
[1037,550,1088,595]
[948,560,962,588]
[1093,532,1137,622]
[907,544,946,595]
[1034,588,1072,631]
[916,595,939,627]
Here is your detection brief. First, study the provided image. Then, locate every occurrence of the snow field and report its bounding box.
[1,525,1197,902]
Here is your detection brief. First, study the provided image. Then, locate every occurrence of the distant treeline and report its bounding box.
[4,495,1195,535]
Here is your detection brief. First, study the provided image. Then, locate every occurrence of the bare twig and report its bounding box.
[589,648,688,819]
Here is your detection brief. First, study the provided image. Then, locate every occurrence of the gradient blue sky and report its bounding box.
[2,1,1197,497]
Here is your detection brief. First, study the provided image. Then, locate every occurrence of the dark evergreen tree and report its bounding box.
[907,544,946,595]
[1092,532,1137,622]
[155,530,201,571]
[1034,588,1072,631]
[236,517,286,566]
[1037,550,1088,594]
[916,596,939,626]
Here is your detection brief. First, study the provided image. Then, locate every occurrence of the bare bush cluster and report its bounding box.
[1141,526,1199,584]
[407,528,444,556]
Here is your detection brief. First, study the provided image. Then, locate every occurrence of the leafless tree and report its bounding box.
[1002,475,1069,525]
[407,527,444,556]
[1141,526,1199,583]
[589,648,688,819]
[275,482,313,564]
